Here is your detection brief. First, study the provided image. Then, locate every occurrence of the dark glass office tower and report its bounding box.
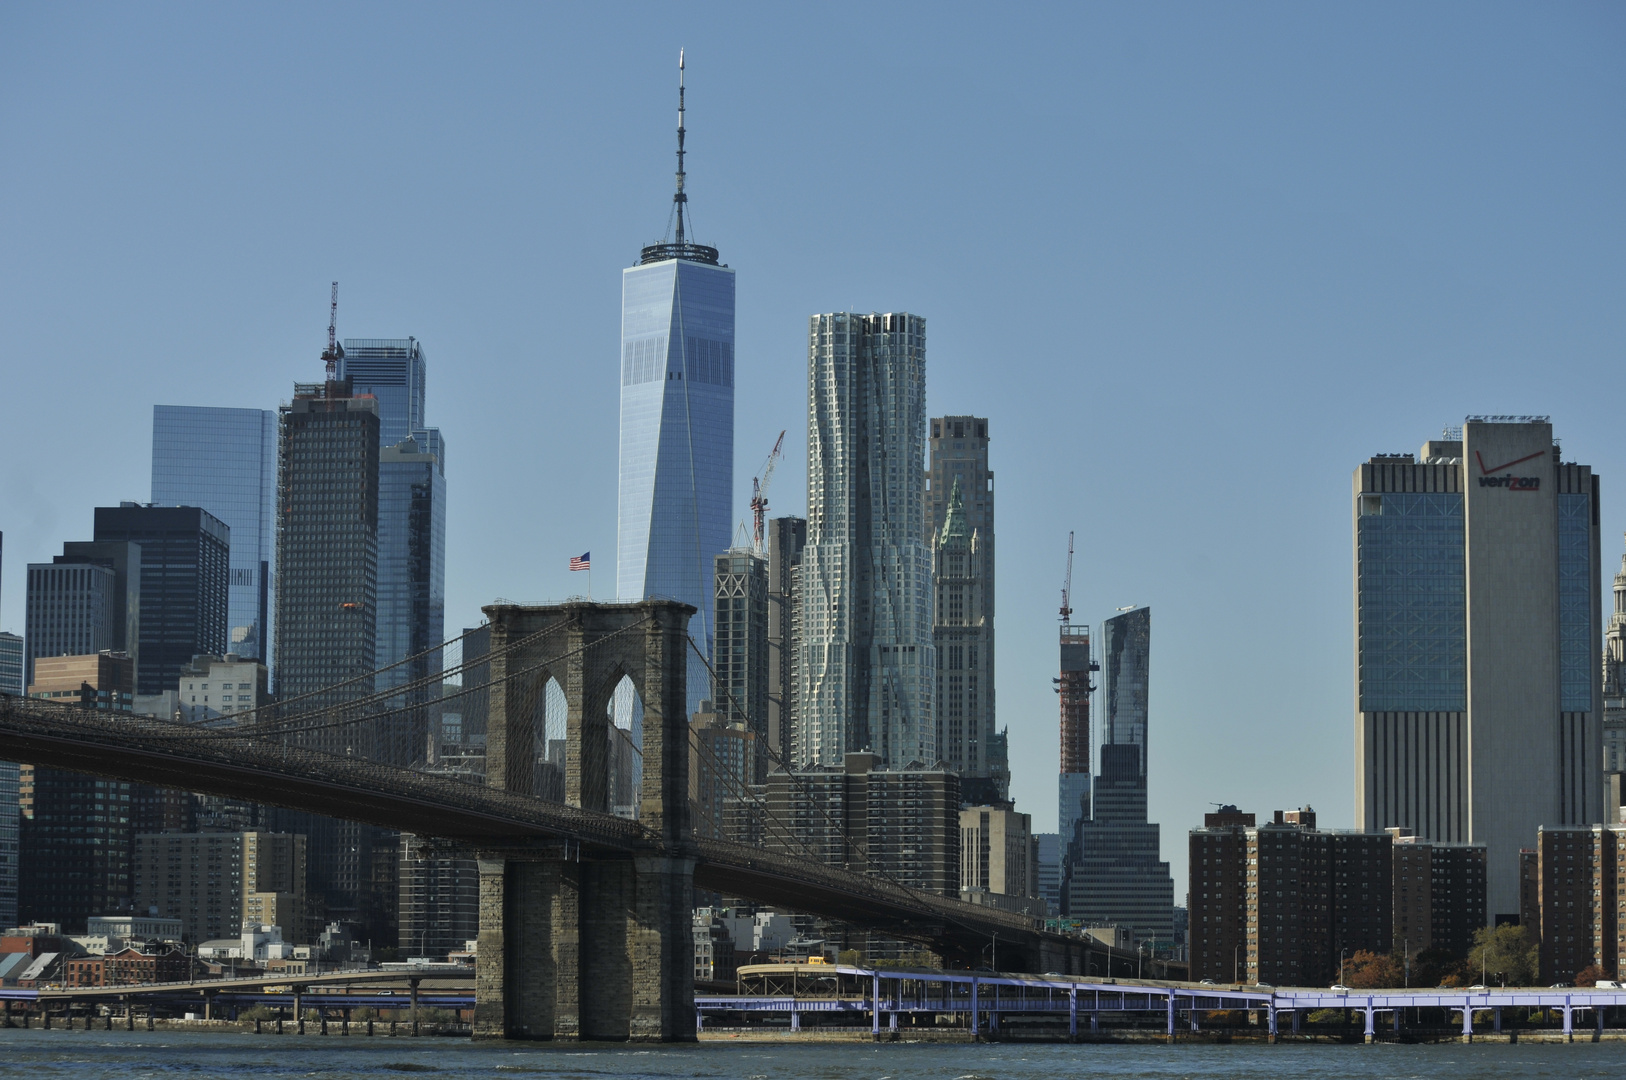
[92,505,229,696]
[1101,607,1151,776]
[151,406,278,663]
[766,517,806,767]
[376,436,445,765]
[274,379,380,749]
[712,549,768,781]
[272,376,383,940]
[18,652,136,931]
[1063,606,1174,946]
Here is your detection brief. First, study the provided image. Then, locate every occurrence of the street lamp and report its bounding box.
[1234,942,1242,985]
[1339,947,1350,986]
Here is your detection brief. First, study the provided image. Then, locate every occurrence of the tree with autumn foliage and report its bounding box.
[1574,964,1606,988]
[1343,949,1404,988]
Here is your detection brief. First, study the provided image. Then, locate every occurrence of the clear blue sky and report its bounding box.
[2,3,1622,903]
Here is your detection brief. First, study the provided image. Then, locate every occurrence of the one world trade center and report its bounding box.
[618,52,734,714]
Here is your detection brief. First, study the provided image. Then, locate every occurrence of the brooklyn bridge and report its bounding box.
[0,599,1126,1041]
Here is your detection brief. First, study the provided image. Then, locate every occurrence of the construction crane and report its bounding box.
[322,281,340,382]
[1059,530,1075,624]
[750,430,786,554]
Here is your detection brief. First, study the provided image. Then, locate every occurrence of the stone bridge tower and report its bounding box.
[473,599,696,1041]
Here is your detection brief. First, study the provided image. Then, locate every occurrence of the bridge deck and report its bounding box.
[0,696,1101,963]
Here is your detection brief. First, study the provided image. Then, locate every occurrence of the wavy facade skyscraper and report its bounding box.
[616,55,733,714]
[797,312,934,769]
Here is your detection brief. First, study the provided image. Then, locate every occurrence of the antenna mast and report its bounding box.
[1059,530,1075,624]
[638,51,719,266]
[674,49,688,247]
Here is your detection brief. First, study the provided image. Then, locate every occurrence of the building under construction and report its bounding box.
[1055,534,1095,864]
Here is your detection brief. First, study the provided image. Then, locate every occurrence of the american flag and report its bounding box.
[569,551,591,572]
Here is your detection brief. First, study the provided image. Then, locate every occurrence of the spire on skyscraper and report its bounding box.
[641,51,720,266]
[939,476,968,542]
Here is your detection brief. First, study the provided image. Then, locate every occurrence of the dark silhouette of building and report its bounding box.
[92,504,230,696]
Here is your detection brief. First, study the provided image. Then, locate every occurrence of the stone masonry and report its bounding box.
[472,600,697,1041]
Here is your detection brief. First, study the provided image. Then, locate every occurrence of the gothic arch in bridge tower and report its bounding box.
[475,598,697,1042]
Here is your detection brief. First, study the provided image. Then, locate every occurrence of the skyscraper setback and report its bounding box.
[337,336,447,737]
[616,57,733,719]
[928,416,1002,802]
[1064,606,1174,945]
[25,545,137,688]
[91,504,230,697]
[798,312,933,769]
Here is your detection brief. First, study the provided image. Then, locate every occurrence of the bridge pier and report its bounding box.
[474,850,697,1042]
[474,601,698,1043]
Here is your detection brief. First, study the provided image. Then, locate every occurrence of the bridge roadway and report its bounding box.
[0,967,473,1003]
[0,694,1114,973]
[702,966,1626,1042]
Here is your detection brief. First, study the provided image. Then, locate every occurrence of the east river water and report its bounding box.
[3,1029,1625,1080]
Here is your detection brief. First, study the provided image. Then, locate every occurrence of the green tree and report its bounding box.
[1408,945,1466,988]
[1466,925,1538,987]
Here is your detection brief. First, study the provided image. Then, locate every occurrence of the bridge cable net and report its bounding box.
[680,636,1031,944]
[0,606,1041,947]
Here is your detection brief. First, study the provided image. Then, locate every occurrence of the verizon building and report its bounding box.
[1354,416,1602,924]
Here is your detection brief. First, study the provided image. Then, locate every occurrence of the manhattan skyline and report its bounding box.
[2,4,1622,907]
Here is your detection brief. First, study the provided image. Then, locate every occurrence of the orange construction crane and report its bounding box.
[750,430,786,554]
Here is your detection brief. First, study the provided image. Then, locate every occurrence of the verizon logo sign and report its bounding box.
[1475,449,1545,492]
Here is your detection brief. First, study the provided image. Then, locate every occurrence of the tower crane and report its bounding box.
[322,281,341,381]
[750,430,786,554]
[1059,530,1075,624]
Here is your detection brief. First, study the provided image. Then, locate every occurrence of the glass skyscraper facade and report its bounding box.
[1101,606,1151,775]
[274,381,381,746]
[1355,490,1467,712]
[337,336,446,760]
[376,438,446,763]
[1063,605,1173,940]
[1353,419,1602,923]
[0,632,22,697]
[617,255,735,714]
[151,406,278,662]
[338,338,428,449]
[92,504,230,696]
[0,759,15,928]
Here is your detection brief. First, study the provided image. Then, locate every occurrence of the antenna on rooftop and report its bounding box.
[674,49,688,247]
